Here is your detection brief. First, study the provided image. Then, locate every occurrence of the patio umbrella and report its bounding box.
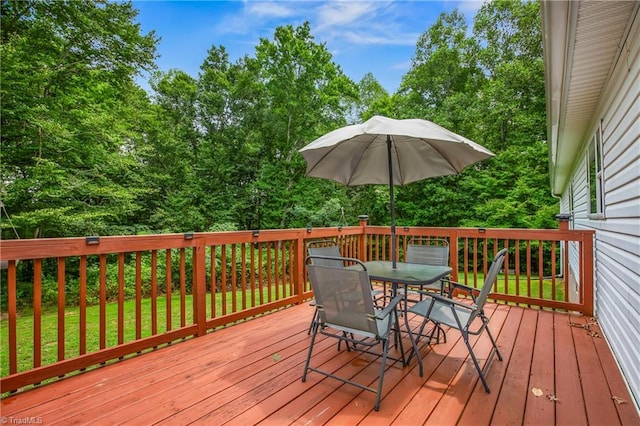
[299,115,494,268]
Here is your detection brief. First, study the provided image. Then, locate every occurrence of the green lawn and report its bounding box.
[1,286,292,377]
[456,272,566,301]
[1,274,562,378]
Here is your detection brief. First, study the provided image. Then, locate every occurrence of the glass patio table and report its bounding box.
[358,261,452,365]
[361,261,452,291]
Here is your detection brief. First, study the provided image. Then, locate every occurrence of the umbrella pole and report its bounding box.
[387,135,397,269]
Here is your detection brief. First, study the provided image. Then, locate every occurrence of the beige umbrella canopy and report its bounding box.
[299,115,494,267]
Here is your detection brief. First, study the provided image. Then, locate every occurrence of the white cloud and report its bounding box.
[214,1,297,35]
[312,1,421,47]
[341,30,418,46]
[455,0,484,16]
[245,1,297,18]
[392,59,412,71]
[315,1,384,30]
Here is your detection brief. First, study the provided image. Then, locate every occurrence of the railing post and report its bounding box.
[555,213,572,230]
[582,231,595,316]
[358,215,369,262]
[449,229,459,282]
[193,236,207,336]
[295,230,306,304]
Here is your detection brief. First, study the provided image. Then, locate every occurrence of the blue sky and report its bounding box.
[133,1,482,94]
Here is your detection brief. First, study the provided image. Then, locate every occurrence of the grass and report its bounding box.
[2,273,564,378]
[456,272,566,301]
[1,286,292,378]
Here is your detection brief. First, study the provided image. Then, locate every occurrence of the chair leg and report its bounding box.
[461,329,491,393]
[393,309,406,365]
[485,326,503,361]
[406,314,424,376]
[302,326,319,382]
[307,308,318,335]
[374,338,390,411]
[433,324,447,344]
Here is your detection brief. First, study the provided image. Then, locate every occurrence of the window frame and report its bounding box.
[587,123,605,219]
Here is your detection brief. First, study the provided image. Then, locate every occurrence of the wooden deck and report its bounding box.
[2,302,638,425]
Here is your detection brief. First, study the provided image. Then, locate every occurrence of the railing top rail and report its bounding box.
[364,225,595,241]
[0,226,365,261]
[0,225,594,261]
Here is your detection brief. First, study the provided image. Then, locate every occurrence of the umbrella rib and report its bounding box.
[418,138,463,173]
[345,135,376,186]
[390,135,406,185]
[305,136,358,185]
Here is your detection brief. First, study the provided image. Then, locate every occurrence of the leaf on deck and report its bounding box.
[612,396,626,405]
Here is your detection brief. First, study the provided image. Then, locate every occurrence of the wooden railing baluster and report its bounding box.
[151,250,158,336]
[250,242,256,307]
[8,261,17,375]
[165,248,172,332]
[231,244,237,312]
[99,254,107,350]
[57,257,65,362]
[136,252,142,340]
[34,259,43,366]
[240,244,247,310]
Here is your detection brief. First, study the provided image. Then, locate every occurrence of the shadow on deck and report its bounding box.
[1,302,638,425]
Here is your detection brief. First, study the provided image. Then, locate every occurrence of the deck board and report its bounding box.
[523,309,556,425]
[2,302,638,425]
[554,311,589,425]
[572,315,623,425]
[491,307,538,425]
[457,304,522,426]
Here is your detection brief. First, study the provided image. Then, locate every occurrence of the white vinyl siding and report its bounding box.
[559,14,640,406]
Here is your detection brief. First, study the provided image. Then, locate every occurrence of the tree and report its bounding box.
[463,0,556,225]
[383,1,556,229]
[1,0,158,237]
[243,22,358,229]
[349,73,393,121]
[399,9,481,122]
[196,46,265,230]
[145,70,207,231]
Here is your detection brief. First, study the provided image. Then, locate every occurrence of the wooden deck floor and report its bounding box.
[2,302,638,425]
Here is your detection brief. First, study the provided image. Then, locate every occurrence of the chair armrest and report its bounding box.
[446,280,480,301]
[410,289,477,311]
[376,294,404,319]
[425,291,477,311]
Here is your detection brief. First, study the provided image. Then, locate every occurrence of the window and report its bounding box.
[588,124,604,217]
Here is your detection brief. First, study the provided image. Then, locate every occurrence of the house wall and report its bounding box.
[561,15,640,407]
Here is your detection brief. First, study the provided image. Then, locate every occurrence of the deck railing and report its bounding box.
[0,218,594,393]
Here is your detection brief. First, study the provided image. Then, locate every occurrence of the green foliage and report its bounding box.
[394,1,555,229]
[1,0,158,238]
[1,0,558,242]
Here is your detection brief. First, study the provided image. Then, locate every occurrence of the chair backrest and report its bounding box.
[405,238,449,266]
[471,248,508,319]
[306,257,379,337]
[307,240,343,267]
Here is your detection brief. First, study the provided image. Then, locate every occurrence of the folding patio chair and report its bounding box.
[404,237,450,293]
[306,240,344,334]
[302,255,405,411]
[403,238,451,341]
[306,240,384,334]
[405,237,450,267]
[406,248,507,393]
